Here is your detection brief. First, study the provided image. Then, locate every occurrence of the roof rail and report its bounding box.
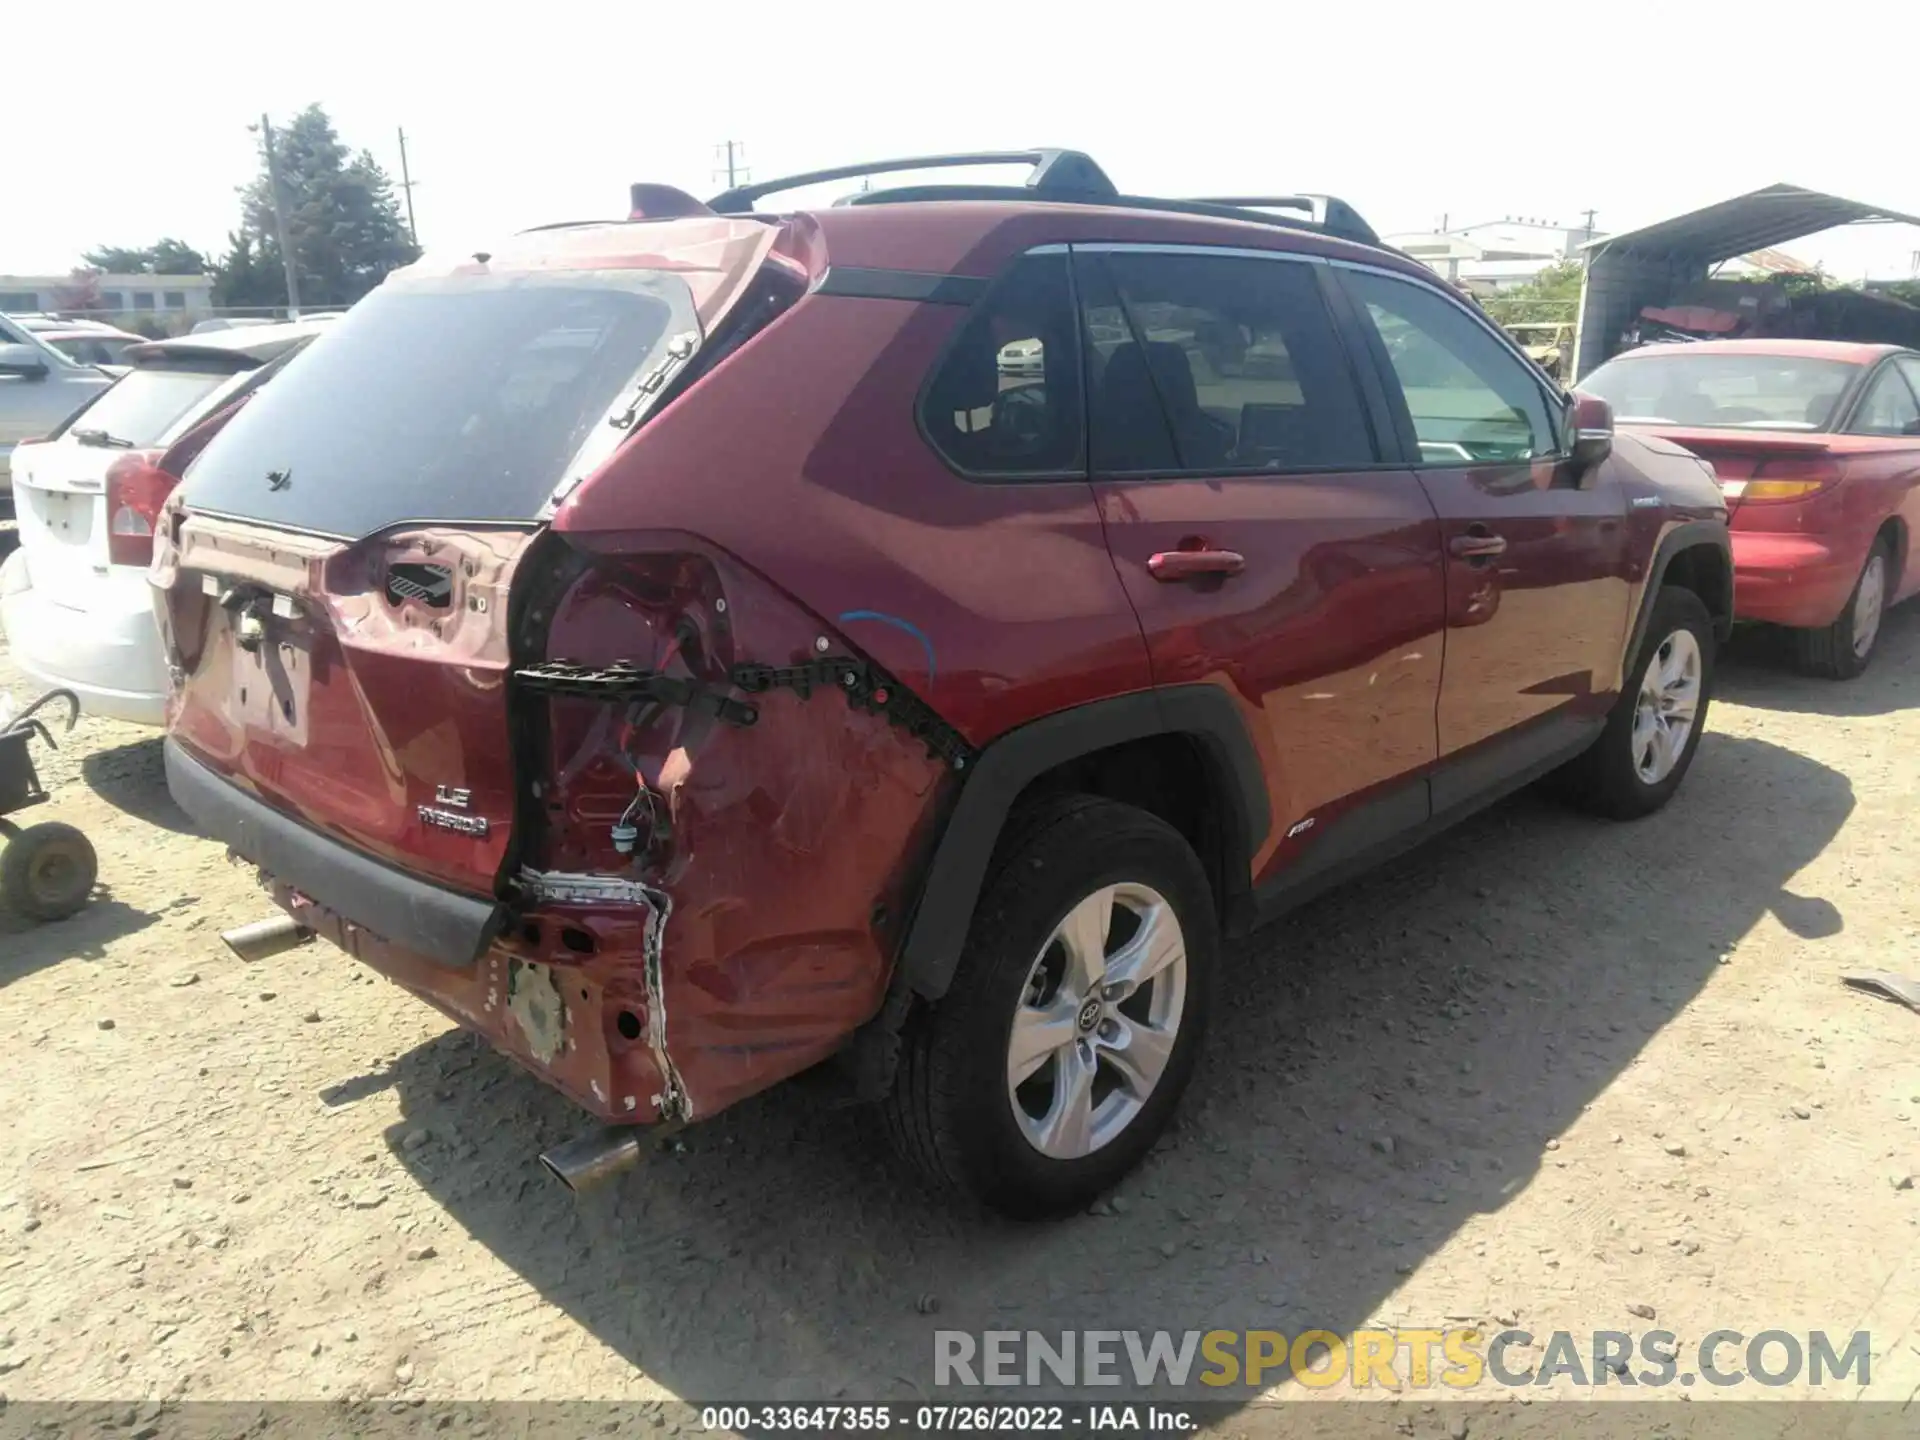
[1189,195,1379,246]
[708,149,1117,213]
[704,148,1380,248]
[828,185,1380,248]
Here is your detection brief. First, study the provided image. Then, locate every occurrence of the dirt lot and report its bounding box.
[4,590,1920,1427]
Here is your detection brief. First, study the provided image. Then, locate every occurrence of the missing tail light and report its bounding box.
[1741,456,1843,504]
[105,449,180,568]
[386,561,456,609]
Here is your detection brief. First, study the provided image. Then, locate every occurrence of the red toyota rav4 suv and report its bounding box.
[156,151,1731,1217]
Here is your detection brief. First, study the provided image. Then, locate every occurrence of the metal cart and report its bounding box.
[0,689,98,922]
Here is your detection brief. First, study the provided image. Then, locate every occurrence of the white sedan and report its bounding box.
[997,337,1045,377]
[0,320,328,724]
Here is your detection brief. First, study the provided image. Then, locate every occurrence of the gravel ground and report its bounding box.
[3,593,1920,1430]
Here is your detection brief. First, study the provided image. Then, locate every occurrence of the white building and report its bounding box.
[1383,217,1601,292]
[0,271,216,322]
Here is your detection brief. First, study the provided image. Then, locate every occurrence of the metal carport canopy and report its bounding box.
[1571,183,1920,379]
[1584,183,1920,262]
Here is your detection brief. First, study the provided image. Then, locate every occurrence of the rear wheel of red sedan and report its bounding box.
[1554,585,1715,821]
[1793,536,1893,680]
[881,795,1217,1219]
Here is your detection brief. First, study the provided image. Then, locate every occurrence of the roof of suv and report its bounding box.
[445,148,1427,290]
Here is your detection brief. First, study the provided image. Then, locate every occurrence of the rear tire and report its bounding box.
[1793,537,1892,680]
[1555,586,1715,820]
[1,822,98,921]
[881,795,1217,1219]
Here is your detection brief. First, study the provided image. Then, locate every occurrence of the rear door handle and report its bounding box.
[1148,548,1246,581]
[1449,528,1507,561]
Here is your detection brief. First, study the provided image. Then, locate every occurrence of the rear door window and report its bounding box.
[918,253,1084,479]
[1852,362,1920,436]
[180,271,698,539]
[1086,250,1377,474]
[1078,257,1177,473]
[1341,268,1557,463]
[58,368,233,447]
[1898,356,1920,413]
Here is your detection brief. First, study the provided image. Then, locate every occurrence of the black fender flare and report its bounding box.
[895,685,1270,1000]
[1625,518,1734,675]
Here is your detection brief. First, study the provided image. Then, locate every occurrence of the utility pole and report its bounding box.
[715,140,748,189]
[396,126,420,249]
[1581,208,1598,238]
[254,113,303,317]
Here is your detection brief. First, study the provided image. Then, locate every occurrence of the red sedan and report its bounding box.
[1581,338,1920,677]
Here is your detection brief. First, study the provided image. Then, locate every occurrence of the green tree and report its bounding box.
[209,229,283,309]
[80,239,208,275]
[239,104,419,308]
[1480,259,1585,324]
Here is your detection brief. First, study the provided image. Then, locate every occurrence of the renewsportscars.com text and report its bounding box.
[934,1328,1871,1390]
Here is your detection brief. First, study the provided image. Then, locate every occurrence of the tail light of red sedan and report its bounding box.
[1738,455,1844,504]
[105,449,180,568]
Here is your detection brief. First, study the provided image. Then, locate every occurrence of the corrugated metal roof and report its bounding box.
[1583,184,1920,263]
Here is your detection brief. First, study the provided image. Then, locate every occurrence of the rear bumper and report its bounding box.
[164,738,673,1124]
[0,564,168,725]
[164,738,502,965]
[1730,529,1866,630]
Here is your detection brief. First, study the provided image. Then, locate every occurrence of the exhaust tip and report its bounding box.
[539,1126,648,1193]
[221,916,314,964]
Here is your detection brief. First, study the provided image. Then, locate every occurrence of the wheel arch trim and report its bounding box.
[896,685,1269,1000]
[1628,519,1734,672]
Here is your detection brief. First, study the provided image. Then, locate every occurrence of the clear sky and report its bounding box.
[6,0,1916,280]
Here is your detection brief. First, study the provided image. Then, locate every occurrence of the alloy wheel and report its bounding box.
[1007,883,1188,1160]
[1631,628,1703,785]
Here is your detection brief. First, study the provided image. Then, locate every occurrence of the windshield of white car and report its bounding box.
[1581,352,1860,430]
[62,368,235,448]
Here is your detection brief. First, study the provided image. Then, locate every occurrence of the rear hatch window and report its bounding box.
[1581,352,1860,430]
[178,271,700,540]
[59,368,233,448]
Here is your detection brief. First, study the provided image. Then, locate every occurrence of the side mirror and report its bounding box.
[1569,390,1613,469]
[0,342,49,379]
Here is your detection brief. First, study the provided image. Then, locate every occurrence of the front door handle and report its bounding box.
[1148,548,1247,581]
[1449,528,1508,561]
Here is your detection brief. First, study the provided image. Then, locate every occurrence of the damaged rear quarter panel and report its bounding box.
[526,544,947,1121]
[263,874,673,1121]
[519,244,1152,1124]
